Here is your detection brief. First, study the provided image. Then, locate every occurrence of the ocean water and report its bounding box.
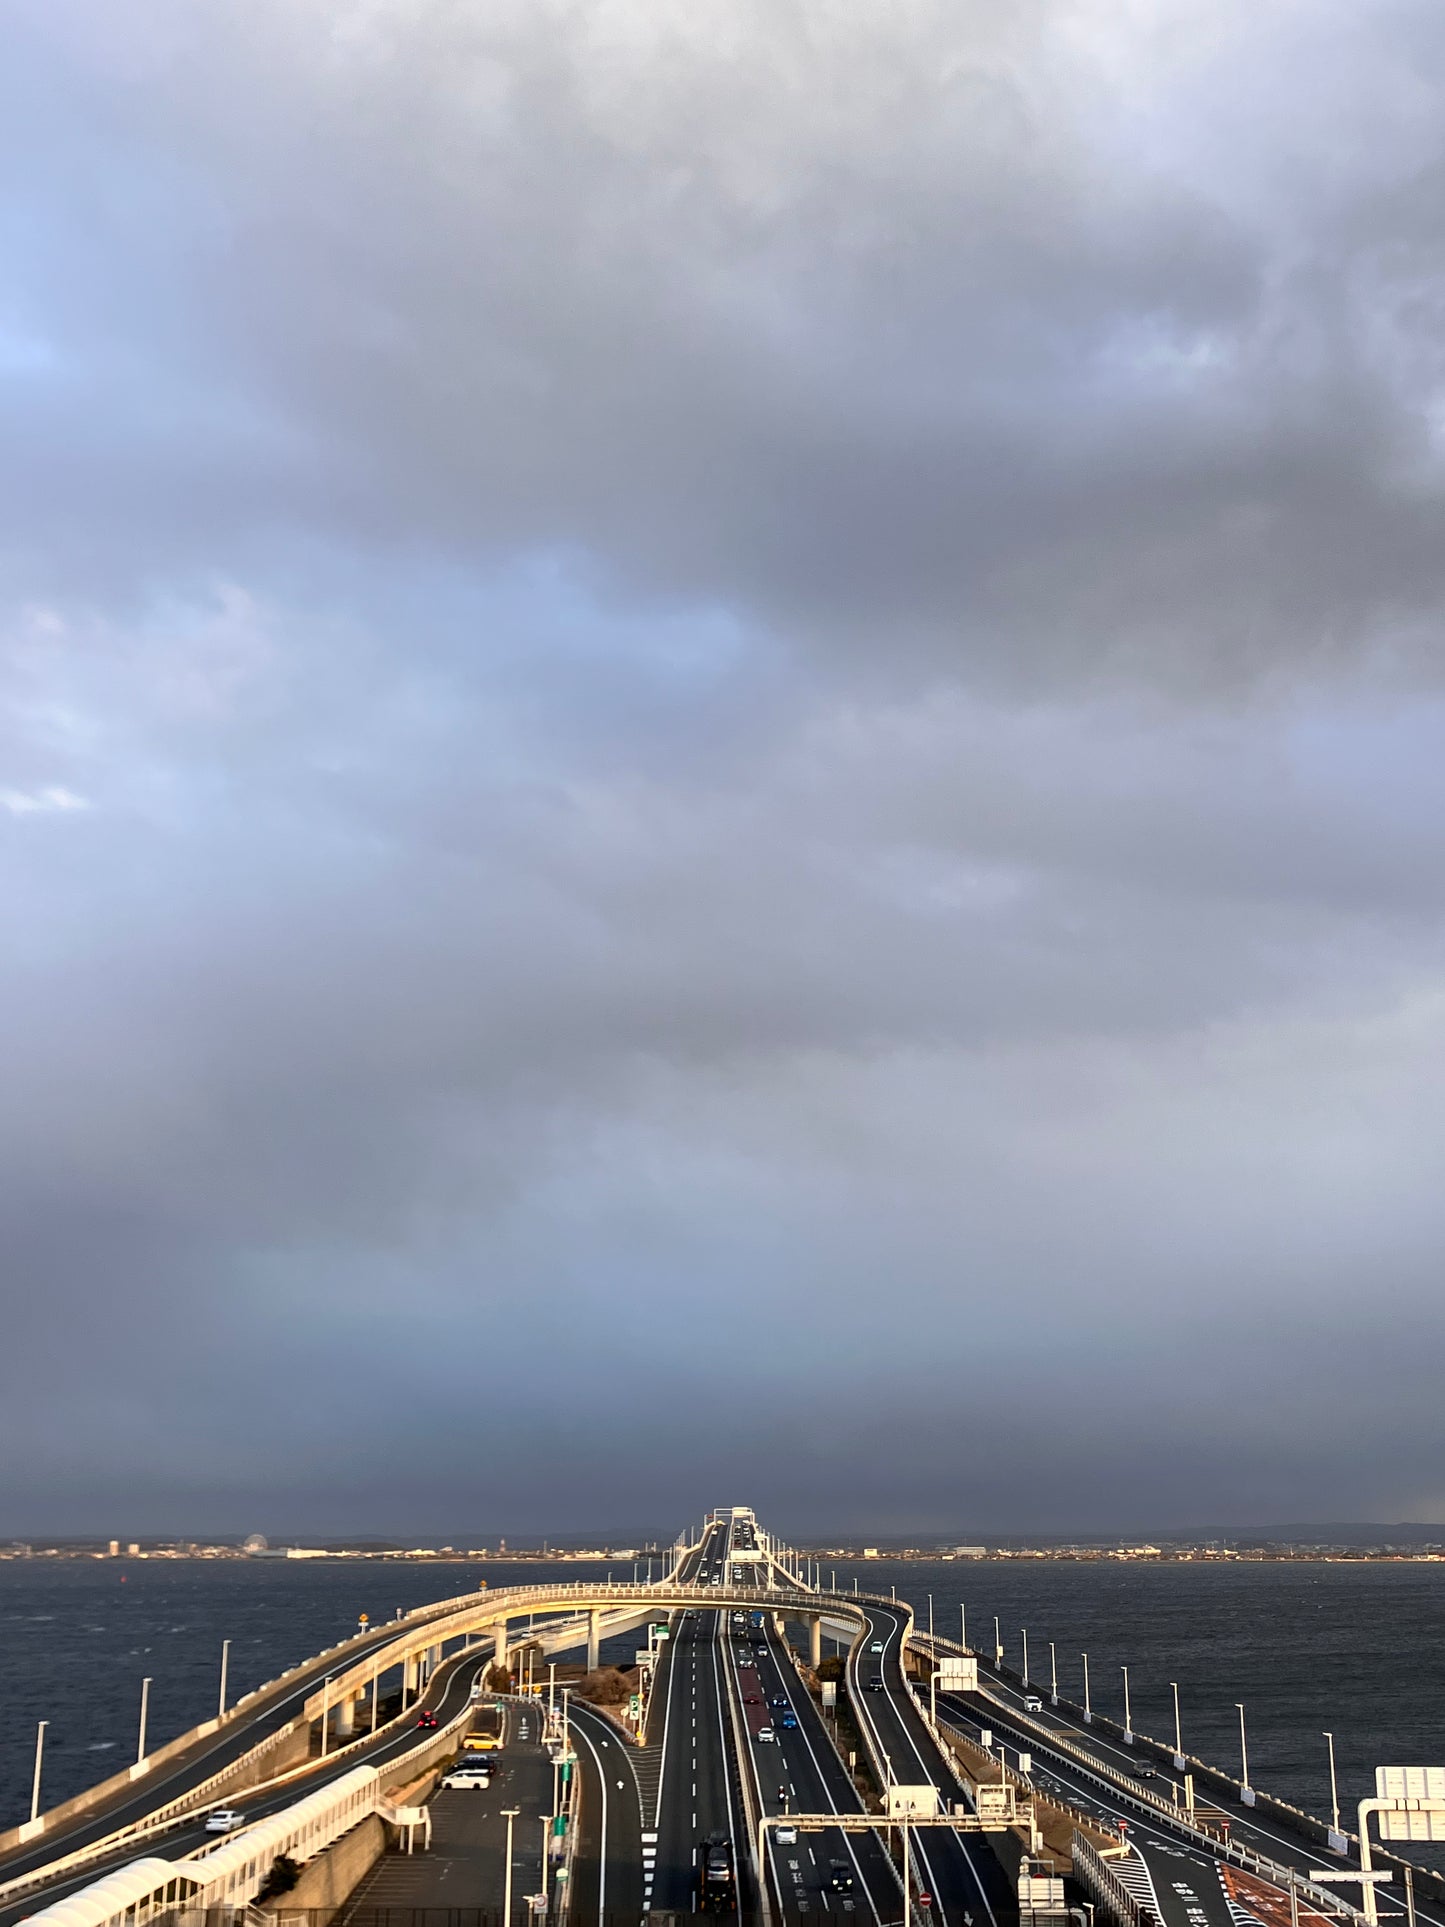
[0,1557,639,1829]
[3,1554,1443,1850]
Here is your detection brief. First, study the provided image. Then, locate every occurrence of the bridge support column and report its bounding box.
[404,1653,422,1694]
[809,1617,822,1670]
[492,1620,509,1674]
[335,1693,355,1737]
[587,1609,601,1673]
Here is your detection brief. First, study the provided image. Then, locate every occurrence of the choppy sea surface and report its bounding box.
[2,1554,1443,1849]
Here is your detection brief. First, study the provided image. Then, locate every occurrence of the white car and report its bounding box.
[776,1826,798,1846]
[204,1809,246,1833]
[1023,1695,1043,1712]
[443,1766,491,1790]
[757,1726,775,1742]
[870,1640,884,1653]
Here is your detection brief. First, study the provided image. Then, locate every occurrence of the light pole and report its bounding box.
[541,1815,550,1914]
[1236,1704,1250,1792]
[29,1721,47,1823]
[1049,1642,1058,1705]
[1081,1653,1091,1722]
[320,1673,334,1758]
[1022,1629,1030,1686]
[1324,1731,1340,1836]
[1121,1666,1132,1743]
[961,1603,967,1650]
[928,1594,934,1639]
[1171,1681,1183,1763]
[136,1677,152,1763]
[502,1807,521,1927]
[218,1639,232,1719]
[993,1615,1001,1668]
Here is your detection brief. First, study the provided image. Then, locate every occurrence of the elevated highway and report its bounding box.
[11,1507,1429,1927]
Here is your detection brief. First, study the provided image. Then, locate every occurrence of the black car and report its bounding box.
[867,1678,885,1691]
[770,1696,789,1710]
[828,1861,855,1891]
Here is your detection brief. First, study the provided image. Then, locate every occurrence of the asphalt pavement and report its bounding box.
[844,1604,1015,1927]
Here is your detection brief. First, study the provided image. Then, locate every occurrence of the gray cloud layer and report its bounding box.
[3,0,1445,1535]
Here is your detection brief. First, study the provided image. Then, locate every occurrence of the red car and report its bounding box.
[416,1711,439,1729]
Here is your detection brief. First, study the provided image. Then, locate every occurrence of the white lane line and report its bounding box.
[854,1609,998,1927]
[753,1618,880,1927]
[570,1706,611,1927]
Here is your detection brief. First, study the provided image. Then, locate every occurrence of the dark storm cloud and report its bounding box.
[3,0,1445,1536]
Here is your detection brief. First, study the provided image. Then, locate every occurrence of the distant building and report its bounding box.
[107,1540,120,1557]
[951,1546,987,1558]
[863,1548,879,1559]
[126,1542,140,1556]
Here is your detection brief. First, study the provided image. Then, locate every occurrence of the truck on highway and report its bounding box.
[698,1833,737,1912]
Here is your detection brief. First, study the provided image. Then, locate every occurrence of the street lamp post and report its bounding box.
[1236,1704,1250,1793]
[321,1674,334,1758]
[30,1721,47,1823]
[1081,1654,1091,1723]
[1050,1642,1058,1706]
[1121,1666,1132,1743]
[502,1807,521,1927]
[136,1677,152,1764]
[1324,1731,1341,1837]
[994,1616,1002,1668]
[1022,1629,1030,1687]
[961,1603,967,1650]
[1171,1682,1183,1765]
[218,1639,231,1719]
[541,1815,550,1914]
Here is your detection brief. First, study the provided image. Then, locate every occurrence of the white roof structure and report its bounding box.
[20,1858,199,1927]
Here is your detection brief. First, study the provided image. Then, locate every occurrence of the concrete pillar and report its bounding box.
[809,1617,822,1670]
[335,1693,355,1737]
[404,1652,422,1693]
[587,1609,601,1673]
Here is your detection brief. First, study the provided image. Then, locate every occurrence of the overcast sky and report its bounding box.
[4,0,1445,1539]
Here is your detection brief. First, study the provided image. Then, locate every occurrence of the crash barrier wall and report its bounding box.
[911,1632,1371,1924]
[258,1814,389,1926]
[299,1584,860,1725]
[1071,1832,1149,1927]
